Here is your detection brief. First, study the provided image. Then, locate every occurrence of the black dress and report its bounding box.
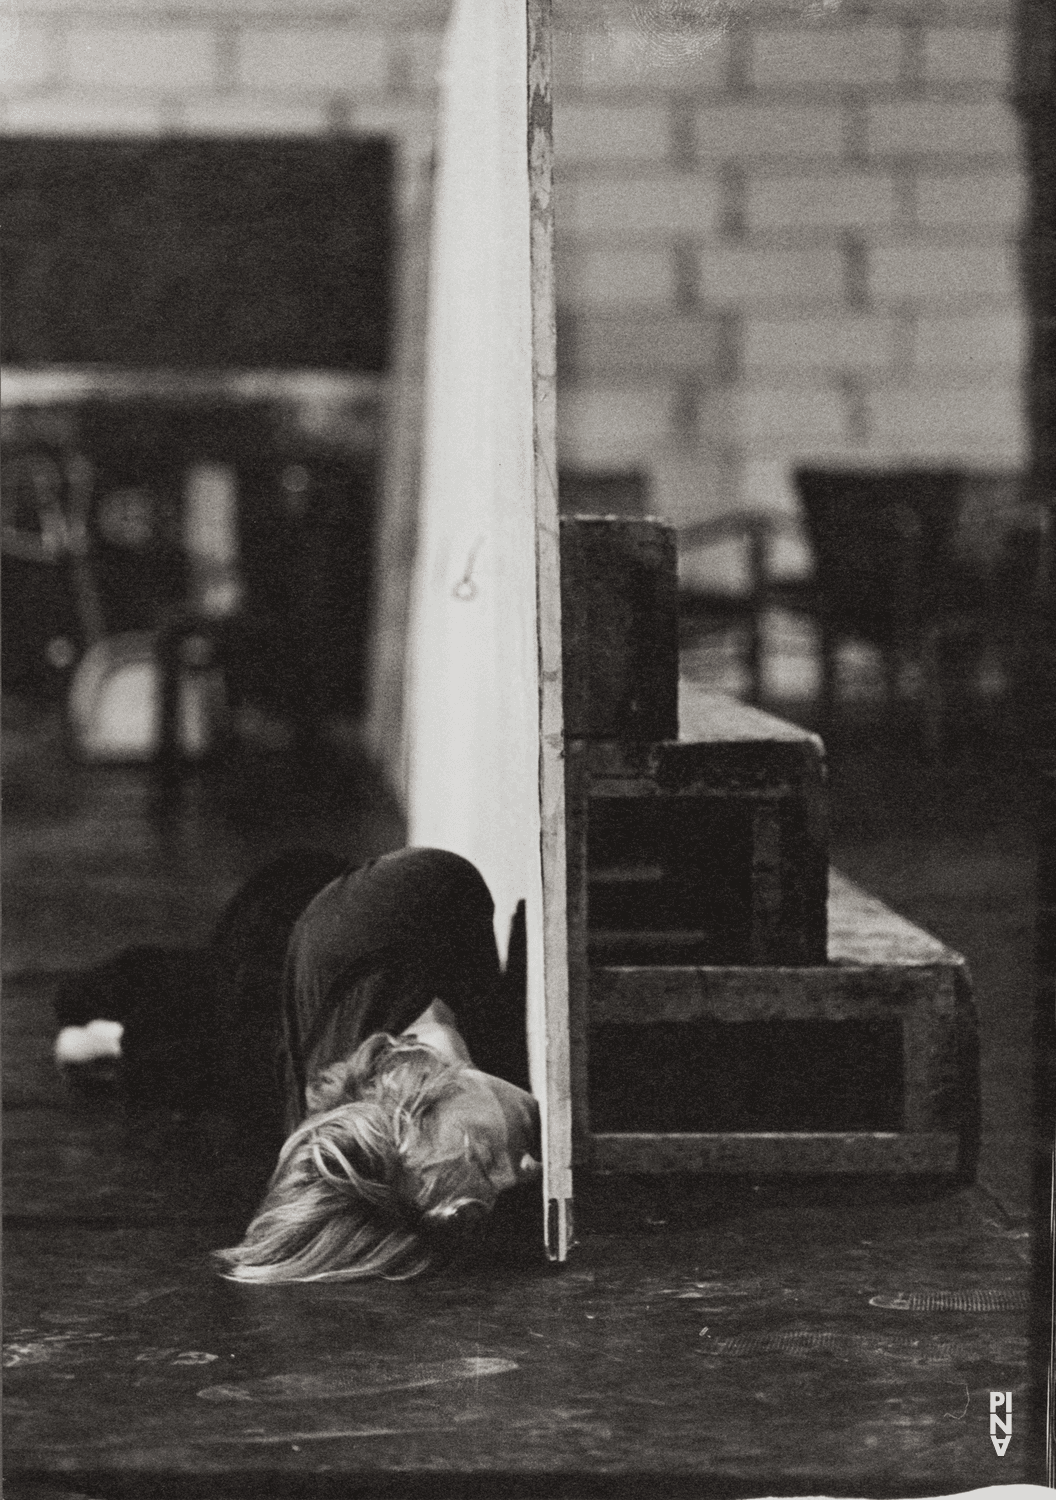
[55,847,530,1142]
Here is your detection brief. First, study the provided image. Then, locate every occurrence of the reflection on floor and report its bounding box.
[2,693,1040,1495]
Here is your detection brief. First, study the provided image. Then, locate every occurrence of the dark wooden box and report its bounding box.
[560,515,679,741]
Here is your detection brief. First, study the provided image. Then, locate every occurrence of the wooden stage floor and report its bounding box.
[2,700,1040,1496]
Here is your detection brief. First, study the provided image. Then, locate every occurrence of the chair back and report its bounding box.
[793,468,965,650]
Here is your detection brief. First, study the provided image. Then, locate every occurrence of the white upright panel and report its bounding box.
[404,0,572,1258]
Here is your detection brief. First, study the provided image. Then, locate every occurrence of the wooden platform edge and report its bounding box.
[677,682,826,751]
[591,1131,962,1175]
[583,865,980,1181]
[591,962,957,1024]
[527,0,573,1263]
[828,868,967,968]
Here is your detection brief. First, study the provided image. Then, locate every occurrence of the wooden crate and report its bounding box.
[565,693,829,971]
[574,871,978,1177]
[559,515,679,742]
[558,512,977,1183]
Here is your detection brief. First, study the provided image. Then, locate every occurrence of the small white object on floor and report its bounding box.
[55,1019,124,1066]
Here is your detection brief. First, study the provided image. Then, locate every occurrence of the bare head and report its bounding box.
[215,1016,540,1283]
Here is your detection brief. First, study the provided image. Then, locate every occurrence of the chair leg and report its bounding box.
[819,625,838,730]
[918,631,944,759]
[155,612,185,787]
[745,610,764,705]
[745,521,769,706]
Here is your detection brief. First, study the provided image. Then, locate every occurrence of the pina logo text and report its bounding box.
[990,1390,1011,1455]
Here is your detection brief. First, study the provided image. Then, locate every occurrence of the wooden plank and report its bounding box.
[678,683,827,748]
[902,984,973,1135]
[559,517,679,740]
[749,802,784,963]
[402,0,571,1258]
[586,737,825,797]
[564,739,594,1169]
[590,1131,962,1175]
[527,0,572,1262]
[590,963,955,1025]
[581,730,829,964]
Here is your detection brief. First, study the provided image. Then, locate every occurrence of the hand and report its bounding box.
[54,1019,124,1066]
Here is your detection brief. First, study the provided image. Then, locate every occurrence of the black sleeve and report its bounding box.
[453,899,531,1092]
[54,945,220,1109]
[52,850,345,1121]
[208,848,347,1132]
[280,849,530,1115]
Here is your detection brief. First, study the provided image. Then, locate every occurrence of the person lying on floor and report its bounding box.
[54,847,542,1284]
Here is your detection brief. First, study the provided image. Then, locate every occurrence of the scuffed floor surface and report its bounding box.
[3,1140,1034,1495]
[1,700,1039,1497]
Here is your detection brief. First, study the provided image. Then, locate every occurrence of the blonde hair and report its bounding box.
[214,1036,491,1283]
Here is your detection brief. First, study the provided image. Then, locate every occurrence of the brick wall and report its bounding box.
[552,0,1027,582]
[0,2,441,152]
[1,0,1028,588]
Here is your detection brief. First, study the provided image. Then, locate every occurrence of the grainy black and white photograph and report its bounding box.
[1,0,1053,1496]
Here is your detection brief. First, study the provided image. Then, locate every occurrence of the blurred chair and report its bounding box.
[676,510,815,706]
[560,463,1043,742]
[558,468,801,707]
[793,467,1044,751]
[2,448,88,700]
[1,441,223,764]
